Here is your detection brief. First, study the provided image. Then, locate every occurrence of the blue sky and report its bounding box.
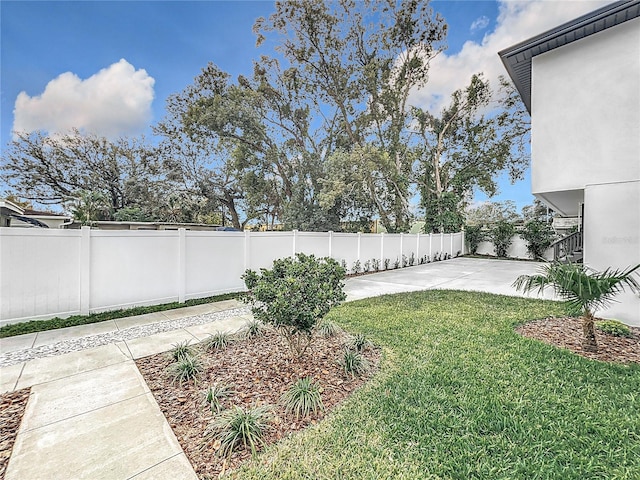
[0,0,610,211]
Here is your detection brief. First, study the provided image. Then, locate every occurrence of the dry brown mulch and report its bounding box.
[0,388,30,480]
[135,329,380,479]
[516,317,640,364]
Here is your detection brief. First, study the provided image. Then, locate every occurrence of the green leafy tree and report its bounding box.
[70,190,112,226]
[513,263,640,352]
[522,199,553,223]
[253,0,447,232]
[521,219,556,260]
[465,200,521,226]
[489,220,515,258]
[415,76,529,233]
[464,225,485,255]
[242,253,346,358]
[2,130,168,220]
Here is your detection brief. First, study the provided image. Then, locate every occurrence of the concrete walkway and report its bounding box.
[1,300,249,480]
[0,257,552,479]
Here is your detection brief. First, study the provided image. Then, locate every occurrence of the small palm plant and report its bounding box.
[513,262,640,352]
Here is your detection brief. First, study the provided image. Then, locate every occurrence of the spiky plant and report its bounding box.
[170,340,196,361]
[280,377,323,419]
[339,349,369,377]
[201,383,234,413]
[513,262,640,352]
[204,404,273,457]
[317,319,341,337]
[204,331,232,351]
[168,355,203,386]
[350,333,372,352]
[245,319,266,338]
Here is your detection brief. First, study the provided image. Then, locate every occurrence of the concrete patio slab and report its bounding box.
[343,257,558,302]
[344,278,427,301]
[0,333,37,354]
[5,392,191,480]
[129,453,198,480]
[32,320,119,347]
[16,342,131,390]
[0,363,24,393]
[125,328,198,360]
[20,360,150,431]
[184,315,249,341]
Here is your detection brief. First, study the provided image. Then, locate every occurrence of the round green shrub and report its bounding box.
[596,319,632,337]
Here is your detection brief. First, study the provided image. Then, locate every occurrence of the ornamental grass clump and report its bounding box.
[243,253,346,358]
[204,404,273,458]
[350,333,372,352]
[204,331,233,351]
[339,349,369,377]
[170,340,196,361]
[202,383,234,413]
[280,377,324,420]
[168,355,203,386]
[317,319,341,337]
[244,319,267,338]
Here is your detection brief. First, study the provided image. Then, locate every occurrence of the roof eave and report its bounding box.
[498,0,640,114]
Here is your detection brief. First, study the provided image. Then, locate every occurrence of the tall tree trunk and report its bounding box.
[581,311,598,352]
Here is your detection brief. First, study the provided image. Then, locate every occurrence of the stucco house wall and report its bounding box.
[500,2,640,326]
[583,180,640,324]
[531,17,640,204]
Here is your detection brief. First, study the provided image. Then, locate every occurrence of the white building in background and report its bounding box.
[0,199,71,228]
[500,0,640,325]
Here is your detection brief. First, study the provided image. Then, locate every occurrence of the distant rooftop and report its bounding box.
[499,0,640,113]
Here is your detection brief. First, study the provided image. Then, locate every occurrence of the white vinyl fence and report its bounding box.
[0,228,464,325]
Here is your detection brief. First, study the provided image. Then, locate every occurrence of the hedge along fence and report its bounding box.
[0,228,464,325]
[473,233,554,260]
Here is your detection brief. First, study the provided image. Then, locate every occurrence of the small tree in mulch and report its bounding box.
[242,253,346,358]
[513,262,640,352]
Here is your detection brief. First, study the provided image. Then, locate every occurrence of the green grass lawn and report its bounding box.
[231,290,640,479]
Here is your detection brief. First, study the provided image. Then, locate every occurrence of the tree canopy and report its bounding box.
[2,0,531,232]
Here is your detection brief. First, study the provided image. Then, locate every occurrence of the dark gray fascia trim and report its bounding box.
[498,0,640,113]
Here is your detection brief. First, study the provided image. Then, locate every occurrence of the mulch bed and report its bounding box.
[0,388,30,480]
[135,328,380,479]
[516,317,640,364]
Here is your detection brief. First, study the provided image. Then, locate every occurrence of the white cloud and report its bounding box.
[412,0,612,114]
[12,59,155,139]
[470,15,490,33]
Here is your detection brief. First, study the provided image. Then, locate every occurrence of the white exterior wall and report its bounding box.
[584,181,640,326]
[530,17,640,326]
[0,229,463,325]
[531,17,640,200]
